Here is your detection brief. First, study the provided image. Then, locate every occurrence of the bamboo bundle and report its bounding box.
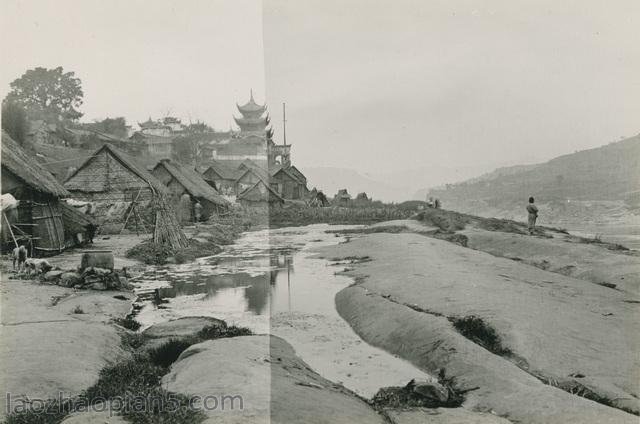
[153,196,189,249]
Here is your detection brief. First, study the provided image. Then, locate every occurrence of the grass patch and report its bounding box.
[574,235,630,251]
[429,230,468,247]
[327,225,407,235]
[71,306,85,314]
[121,332,146,350]
[147,338,195,368]
[269,205,414,227]
[415,209,467,232]
[83,356,164,400]
[125,240,174,265]
[5,321,253,424]
[113,315,142,331]
[197,323,253,340]
[449,315,512,356]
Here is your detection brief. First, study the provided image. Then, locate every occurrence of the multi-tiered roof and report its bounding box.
[234,91,273,139]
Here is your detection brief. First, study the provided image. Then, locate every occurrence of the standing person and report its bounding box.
[526,196,538,235]
[193,200,203,223]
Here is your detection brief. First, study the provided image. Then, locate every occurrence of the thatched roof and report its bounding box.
[60,201,96,235]
[153,160,229,206]
[335,189,351,200]
[237,180,284,203]
[65,143,167,194]
[202,160,245,180]
[1,130,70,198]
[270,164,305,184]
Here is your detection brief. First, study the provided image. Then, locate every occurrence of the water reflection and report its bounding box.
[130,224,435,397]
[132,227,324,328]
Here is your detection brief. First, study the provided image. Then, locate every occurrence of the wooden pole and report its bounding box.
[3,211,19,249]
[282,102,287,146]
[120,188,143,234]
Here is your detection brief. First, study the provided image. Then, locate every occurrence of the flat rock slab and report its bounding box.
[163,335,386,423]
[0,280,130,416]
[461,227,640,295]
[386,407,512,424]
[60,410,128,424]
[143,316,225,339]
[319,232,638,423]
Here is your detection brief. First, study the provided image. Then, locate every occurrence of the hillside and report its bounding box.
[427,134,640,225]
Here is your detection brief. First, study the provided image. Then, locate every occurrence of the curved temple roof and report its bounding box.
[236,90,267,115]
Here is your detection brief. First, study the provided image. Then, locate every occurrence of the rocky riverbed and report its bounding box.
[317,219,639,423]
[3,216,637,423]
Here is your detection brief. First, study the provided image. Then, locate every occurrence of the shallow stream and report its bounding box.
[131,224,432,397]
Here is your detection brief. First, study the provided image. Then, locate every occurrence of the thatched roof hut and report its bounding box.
[237,180,284,207]
[333,188,352,206]
[152,159,229,220]
[65,143,167,195]
[269,164,308,200]
[355,192,370,201]
[63,143,169,232]
[2,131,70,199]
[1,131,70,253]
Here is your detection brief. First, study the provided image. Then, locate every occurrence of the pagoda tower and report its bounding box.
[234,90,273,139]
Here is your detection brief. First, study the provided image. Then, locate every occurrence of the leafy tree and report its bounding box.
[172,122,214,164]
[1,101,29,144]
[4,66,83,122]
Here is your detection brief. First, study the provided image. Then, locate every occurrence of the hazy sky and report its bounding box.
[1,0,639,178]
[0,0,265,130]
[264,0,640,173]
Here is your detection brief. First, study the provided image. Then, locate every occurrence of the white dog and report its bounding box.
[24,258,53,276]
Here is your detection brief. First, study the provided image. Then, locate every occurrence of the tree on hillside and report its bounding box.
[87,117,128,138]
[4,66,84,122]
[1,101,29,144]
[172,134,206,165]
[172,122,214,164]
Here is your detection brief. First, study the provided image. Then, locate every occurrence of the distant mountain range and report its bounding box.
[425,134,640,224]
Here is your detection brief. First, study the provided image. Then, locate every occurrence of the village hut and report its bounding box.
[333,189,352,206]
[64,143,169,233]
[1,131,70,254]
[355,192,371,204]
[201,160,245,196]
[152,159,229,222]
[237,180,284,208]
[236,164,270,195]
[270,165,308,200]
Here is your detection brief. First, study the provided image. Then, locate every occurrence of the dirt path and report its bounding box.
[316,232,638,423]
[0,279,134,415]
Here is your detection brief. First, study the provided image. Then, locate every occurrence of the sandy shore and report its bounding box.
[316,226,639,423]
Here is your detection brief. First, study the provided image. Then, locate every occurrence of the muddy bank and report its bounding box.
[317,232,638,422]
[0,279,135,415]
[129,218,250,265]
